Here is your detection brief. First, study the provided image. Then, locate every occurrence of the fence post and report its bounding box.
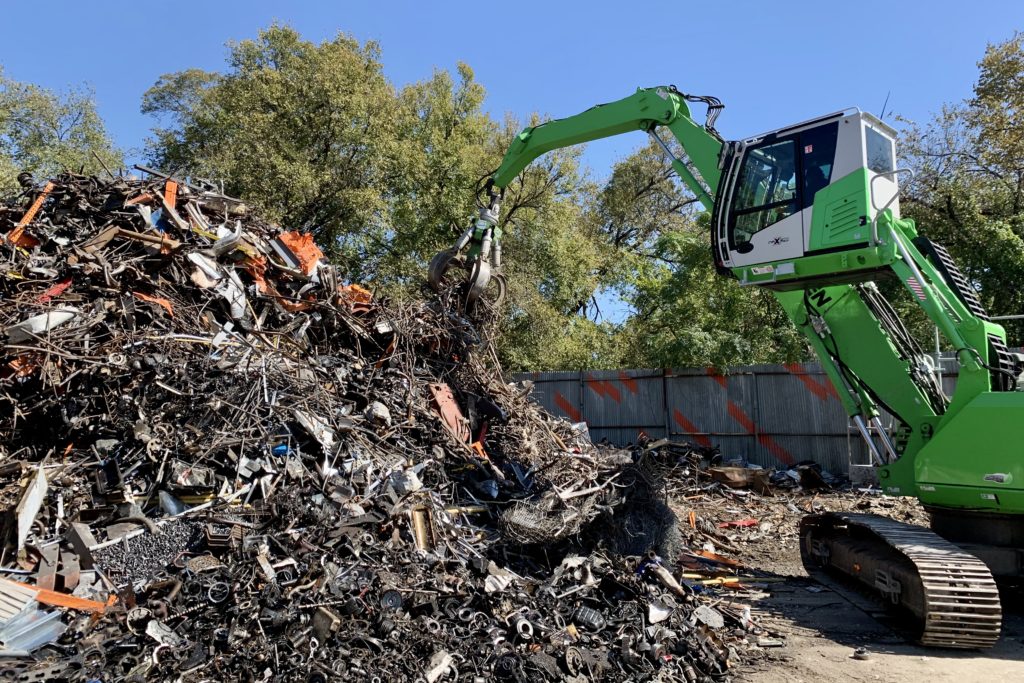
[662,368,670,440]
[751,370,761,466]
[578,370,585,425]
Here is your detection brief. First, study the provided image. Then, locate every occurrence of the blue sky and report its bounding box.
[2,1,1019,170]
[1,1,1021,319]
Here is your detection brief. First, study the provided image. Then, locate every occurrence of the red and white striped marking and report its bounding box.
[907,276,927,301]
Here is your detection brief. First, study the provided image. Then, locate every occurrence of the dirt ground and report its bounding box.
[745,578,1024,682]
[675,487,1024,682]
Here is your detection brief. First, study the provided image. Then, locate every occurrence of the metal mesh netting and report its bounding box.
[500,492,602,544]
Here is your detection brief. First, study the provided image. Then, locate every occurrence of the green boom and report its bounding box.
[490,87,723,209]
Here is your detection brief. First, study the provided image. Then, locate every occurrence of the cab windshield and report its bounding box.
[731,139,798,245]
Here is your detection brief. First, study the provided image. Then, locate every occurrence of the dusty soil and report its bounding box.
[674,487,1024,682]
[746,583,1024,683]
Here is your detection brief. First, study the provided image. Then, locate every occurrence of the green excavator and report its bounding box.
[428,86,1023,649]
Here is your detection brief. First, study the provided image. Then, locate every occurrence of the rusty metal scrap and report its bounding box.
[0,171,778,681]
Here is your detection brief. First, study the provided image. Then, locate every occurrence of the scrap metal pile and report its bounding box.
[0,172,773,681]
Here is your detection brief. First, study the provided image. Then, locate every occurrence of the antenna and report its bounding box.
[879,90,892,120]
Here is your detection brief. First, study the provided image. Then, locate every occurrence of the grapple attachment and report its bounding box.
[427,191,506,311]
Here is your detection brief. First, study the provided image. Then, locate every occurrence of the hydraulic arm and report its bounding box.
[428,86,725,307]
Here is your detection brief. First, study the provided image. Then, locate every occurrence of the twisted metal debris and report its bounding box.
[0,171,774,681]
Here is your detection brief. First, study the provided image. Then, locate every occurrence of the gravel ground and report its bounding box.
[668,483,1024,682]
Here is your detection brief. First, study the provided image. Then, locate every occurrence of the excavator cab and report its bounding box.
[712,110,900,288]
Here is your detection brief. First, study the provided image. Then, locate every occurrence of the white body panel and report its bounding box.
[729,208,806,266]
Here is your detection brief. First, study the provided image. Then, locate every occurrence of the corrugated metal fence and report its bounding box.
[514,362,958,475]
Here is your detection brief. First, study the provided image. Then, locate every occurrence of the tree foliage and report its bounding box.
[900,33,1024,344]
[136,25,1024,370]
[142,28,398,273]
[578,140,807,368]
[140,25,614,371]
[618,222,807,368]
[0,67,121,193]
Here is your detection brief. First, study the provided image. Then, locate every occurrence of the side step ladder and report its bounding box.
[912,237,989,319]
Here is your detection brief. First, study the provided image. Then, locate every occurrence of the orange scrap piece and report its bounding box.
[243,255,269,293]
[694,549,743,567]
[3,356,38,380]
[36,277,73,304]
[7,181,54,247]
[133,291,175,317]
[261,278,313,312]
[338,284,373,314]
[338,283,372,304]
[277,231,324,276]
[0,577,113,614]
[718,518,759,529]
[124,192,156,206]
[428,382,472,443]
[471,422,490,458]
[164,180,178,208]
[274,296,313,313]
[375,336,397,370]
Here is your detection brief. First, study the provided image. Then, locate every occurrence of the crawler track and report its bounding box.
[801,512,1001,649]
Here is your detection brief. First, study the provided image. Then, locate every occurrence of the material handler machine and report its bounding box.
[428,86,1024,648]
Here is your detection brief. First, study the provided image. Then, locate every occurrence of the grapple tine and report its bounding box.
[427,249,457,291]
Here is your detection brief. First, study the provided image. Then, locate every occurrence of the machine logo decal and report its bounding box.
[769,237,789,245]
[808,289,833,307]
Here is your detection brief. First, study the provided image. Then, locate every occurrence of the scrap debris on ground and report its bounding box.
[0,170,919,682]
[0,171,761,682]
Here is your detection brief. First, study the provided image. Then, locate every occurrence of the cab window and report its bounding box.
[730,139,799,246]
[866,126,894,175]
[801,122,838,208]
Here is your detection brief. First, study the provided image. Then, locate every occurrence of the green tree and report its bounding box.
[495,128,614,370]
[617,218,807,369]
[900,33,1024,345]
[585,140,806,369]
[142,27,397,274]
[0,67,121,193]
[141,25,617,371]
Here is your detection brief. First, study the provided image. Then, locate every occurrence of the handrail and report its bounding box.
[869,167,914,245]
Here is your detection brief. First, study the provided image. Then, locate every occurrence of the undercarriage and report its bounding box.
[801,512,1004,648]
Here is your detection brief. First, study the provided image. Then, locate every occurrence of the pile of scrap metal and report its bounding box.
[0,171,775,681]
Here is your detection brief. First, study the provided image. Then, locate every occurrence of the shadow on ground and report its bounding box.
[741,573,1024,682]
